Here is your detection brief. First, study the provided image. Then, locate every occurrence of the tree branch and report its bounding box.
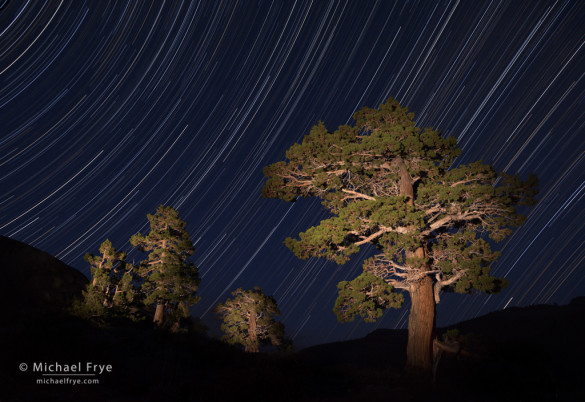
[341,189,376,201]
[434,269,467,303]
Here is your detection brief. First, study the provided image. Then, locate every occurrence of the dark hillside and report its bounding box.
[0,236,583,401]
[298,299,585,401]
[0,235,88,316]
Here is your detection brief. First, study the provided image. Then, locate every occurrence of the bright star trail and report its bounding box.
[1,1,584,348]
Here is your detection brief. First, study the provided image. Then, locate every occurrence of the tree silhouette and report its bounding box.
[215,287,284,353]
[130,205,200,327]
[263,98,537,373]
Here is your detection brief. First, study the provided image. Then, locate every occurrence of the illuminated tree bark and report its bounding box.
[399,157,435,372]
[406,276,435,372]
[245,306,260,353]
[153,301,165,325]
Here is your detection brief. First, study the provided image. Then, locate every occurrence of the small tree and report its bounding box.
[130,205,200,327]
[262,98,537,373]
[74,239,136,319]
[215,287,284,353]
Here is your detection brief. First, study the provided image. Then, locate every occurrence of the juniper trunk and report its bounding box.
[245,309,259,353]
[396,156,436,373]
[406,275,436,372]
[153,301,164,326]
[154,247,167,326]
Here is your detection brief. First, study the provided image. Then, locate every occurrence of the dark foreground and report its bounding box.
[2,298,584,401]
[1,236,584,401]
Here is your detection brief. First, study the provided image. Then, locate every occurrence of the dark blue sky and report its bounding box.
[1,0,584,348]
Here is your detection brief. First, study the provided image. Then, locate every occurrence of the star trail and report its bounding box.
[1,0,584,348]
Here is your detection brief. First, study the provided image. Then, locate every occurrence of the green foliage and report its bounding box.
[74,206,201,329]
[215,287,285,352]
[334,272,403,323]
[131,205,201,326]
[263,97,538,323]
[72,239,138,321]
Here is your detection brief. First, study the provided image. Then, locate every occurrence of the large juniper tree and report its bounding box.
[262,98,537,372]
[130,205,200,327]
[215,287,284,353]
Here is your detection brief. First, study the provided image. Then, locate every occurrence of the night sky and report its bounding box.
[1,0,584,348]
